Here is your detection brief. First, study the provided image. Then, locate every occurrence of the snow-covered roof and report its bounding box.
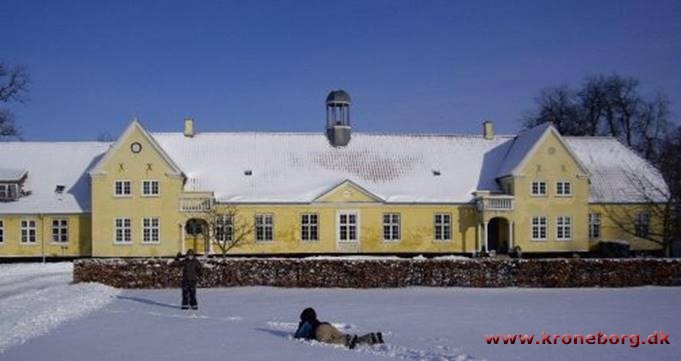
[564,137,668,203]
[153,132,513,203]
[0,123,667,212]
[0,168,28,182]
[0,142,110,214]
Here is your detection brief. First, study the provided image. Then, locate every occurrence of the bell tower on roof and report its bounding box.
[325,89,351,147]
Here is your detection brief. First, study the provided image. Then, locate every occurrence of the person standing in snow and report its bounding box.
[173,249,203,310]
[294,307,383,349]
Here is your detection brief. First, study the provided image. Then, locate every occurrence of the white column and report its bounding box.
[509,221,514,251]
[484,222,489,253]
[477,223,482,253]
[180,224,186,254]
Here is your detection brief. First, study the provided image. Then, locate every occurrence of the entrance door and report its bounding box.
[185,219,209,255]
[488,217,510,254]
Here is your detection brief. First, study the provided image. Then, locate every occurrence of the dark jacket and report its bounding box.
[174,255,203,282]
[294,307,323,340]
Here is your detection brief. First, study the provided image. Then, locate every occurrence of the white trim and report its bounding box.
[50,218,69,244]
[313,179,384,203]
[508,124,591,177]
[89,120,183,176]
[113,179,132,198]
[113,217,132,245]
[255,213,274,242]
[556,215,572,241]
[530,181,547,197]
[530,216,548,241]
[141,179,160,197]
[141,217,161,244]
[300,213,319,242]
[555,180,573,197]
[19,218,38,245]
[433,212,452,242]
[381,212,401,242]
[336,209,360,243]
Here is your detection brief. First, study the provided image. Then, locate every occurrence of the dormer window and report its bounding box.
[0,183,19,201]
[55,185,66,194]
[0,168,27,201]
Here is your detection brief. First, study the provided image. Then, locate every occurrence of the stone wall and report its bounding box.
[73,258,681,288]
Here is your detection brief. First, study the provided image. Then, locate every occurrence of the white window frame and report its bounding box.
[383,213,401,242]
[0,219,4,244]
[113,180,132,197]
[556,181,572,197]
[51,218,69,244]
[141,180,160,197]
[114,218,132,244]
[336,210,359,243]
[556,216,572,241]
[301,213,319,242]
[20,219,37,244]
[434,213,452,241]
[531,216,547,241]
[142,217,160,244]
[531,181,547,196]
[216,215,233,243]
[255,214,274,242]
[589,213,601,239]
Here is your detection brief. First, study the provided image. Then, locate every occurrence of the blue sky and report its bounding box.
[2,0,680,140]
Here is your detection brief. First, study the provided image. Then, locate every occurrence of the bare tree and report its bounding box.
[0,63,30,139]
[602,166,675,257]
[523,85,585,135]
[188,204,255,257]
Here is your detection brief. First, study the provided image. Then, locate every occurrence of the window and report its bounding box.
[589,213,601,239]
[0,219,4,243]
[52,219,69,243]
[531,216,547,240]
[114,218,132,243]
[21,219,37,244]
[337,211,358,242]
[434,213,451,241]
[556,216,572,241]
[556,181,572,196]
[0,183,18,200]
[383,213,401,241]
[216,215,233,243]
[142,180,159,196]
[114,180,132,196]
[255,214,273,242]
[301,214,318,241]
[142,217,160,243]
[531,181,547,196]
[635,212,650,238]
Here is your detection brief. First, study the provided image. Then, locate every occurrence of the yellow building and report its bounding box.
[0,90,668,258]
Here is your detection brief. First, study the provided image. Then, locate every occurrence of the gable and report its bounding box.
[90,120,183,177]
[498,124,589,179]
[517,128,590,178]
[313,180,383,203]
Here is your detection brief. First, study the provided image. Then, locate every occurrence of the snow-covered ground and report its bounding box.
[0,263,119,353]
[1,263,680,361]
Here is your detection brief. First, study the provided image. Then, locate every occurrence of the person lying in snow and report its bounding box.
[293,307,383,349]
[173,249,203,310]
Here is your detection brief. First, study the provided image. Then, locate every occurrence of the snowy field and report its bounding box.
[1,263,680,361]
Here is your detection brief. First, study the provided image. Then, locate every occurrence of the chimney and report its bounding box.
[184,118,195,137]
[483,120,494,140]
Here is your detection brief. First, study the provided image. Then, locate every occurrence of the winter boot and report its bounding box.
[348,335,358,349]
